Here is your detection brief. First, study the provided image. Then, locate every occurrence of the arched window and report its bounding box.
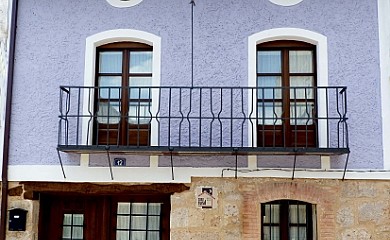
[94,42,153,146]
[257,40,317,147]
[261,200,316,240]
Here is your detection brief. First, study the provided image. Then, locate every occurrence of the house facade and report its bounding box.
[1,0,390,239]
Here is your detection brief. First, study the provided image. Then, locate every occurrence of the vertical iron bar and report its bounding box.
[137,87,141,146]
[76,87,81,146]
[344,90,349,148]
[325,87,329,147]
[249,88,255,147]
[218,88,223,147]
[209,88,214,147]
[156,88,162,146]
[230,89,233,147]
[65,89,70,146]
[336,88,341,148]
[168,88,172,147]
[261,88,265,147]
[187,89,193,147]
[241,88,245,147]
[272,88,276,147]
[179,88,183,147]
[199,88,202,146]
[58,88,63,146]
[304,87,309,148]
[294,88,297,148]
[86,87,93,145]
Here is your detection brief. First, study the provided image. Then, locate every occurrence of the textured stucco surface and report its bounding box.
[9,0,382,168]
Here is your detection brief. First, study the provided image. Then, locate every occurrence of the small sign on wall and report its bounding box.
[196,187,217,209]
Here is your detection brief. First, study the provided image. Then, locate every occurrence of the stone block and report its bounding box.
[337,207,355,227]
[171,208,189,228]
[341,228,372,240]
[358,202,387,224]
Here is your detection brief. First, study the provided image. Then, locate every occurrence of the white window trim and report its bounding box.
[269,0,303,7]
[83,29,161,147]
[106,0,144,8]
[248,28,329,148]
[378,0,390,169]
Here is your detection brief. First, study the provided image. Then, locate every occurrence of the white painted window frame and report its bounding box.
[378,0,390,169]
[248,28,329,148]
[82,29,161,147]
[106,0,144,8]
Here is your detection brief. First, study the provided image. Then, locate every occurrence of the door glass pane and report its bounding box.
[62,226,72,238]
[97,102,121,124]
[118,202,131,214]
[131,203,148,214]
[258,102,282,125]
[290,226,307,240]
[116,202,162,240]
[72,227,83,239]
[63,214,72,225]
[130,51,153,73]
[263,226,280,240]
[128,102,152,124]
[148,203,161,215]
[290,204,307,224]
[62,214,84,240]
[117,216,130,229]
[289,50,313,73]
[257,76,282,99]
[131,216,147,230]
[257,51,281,73]
[73,214,84,225]
[98,76,122,99]
[116,231,129,240]
[148,231,160,240]
[148,216,160,230]
[289,76,314,99]
[129,77,152,99]
[99,52,123,74]
[263,204,280,223]
[131,231,147,240]
[290,102,314,125]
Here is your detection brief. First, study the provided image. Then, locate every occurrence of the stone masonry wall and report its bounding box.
[171,178,390,240]
[5,178,390,240]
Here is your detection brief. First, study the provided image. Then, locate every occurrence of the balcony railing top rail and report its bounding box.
[57,85,349,155]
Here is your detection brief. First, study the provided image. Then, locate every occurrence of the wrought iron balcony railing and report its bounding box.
[58,86,349,155]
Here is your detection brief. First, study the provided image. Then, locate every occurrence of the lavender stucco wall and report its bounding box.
[9,0,382,168]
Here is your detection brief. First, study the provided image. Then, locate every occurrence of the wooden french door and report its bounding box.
[257,40,317,148]
[39,195,109,240]
[39,194,170,240]
[94,42,153,146]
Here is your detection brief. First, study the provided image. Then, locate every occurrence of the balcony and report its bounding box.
[57,86,349,156]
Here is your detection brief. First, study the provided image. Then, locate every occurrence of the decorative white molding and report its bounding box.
[378,0,390,169]
[106,0,143,8]
[269,0,303,7]
[83,29,161,152]
[248,28,329,147]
